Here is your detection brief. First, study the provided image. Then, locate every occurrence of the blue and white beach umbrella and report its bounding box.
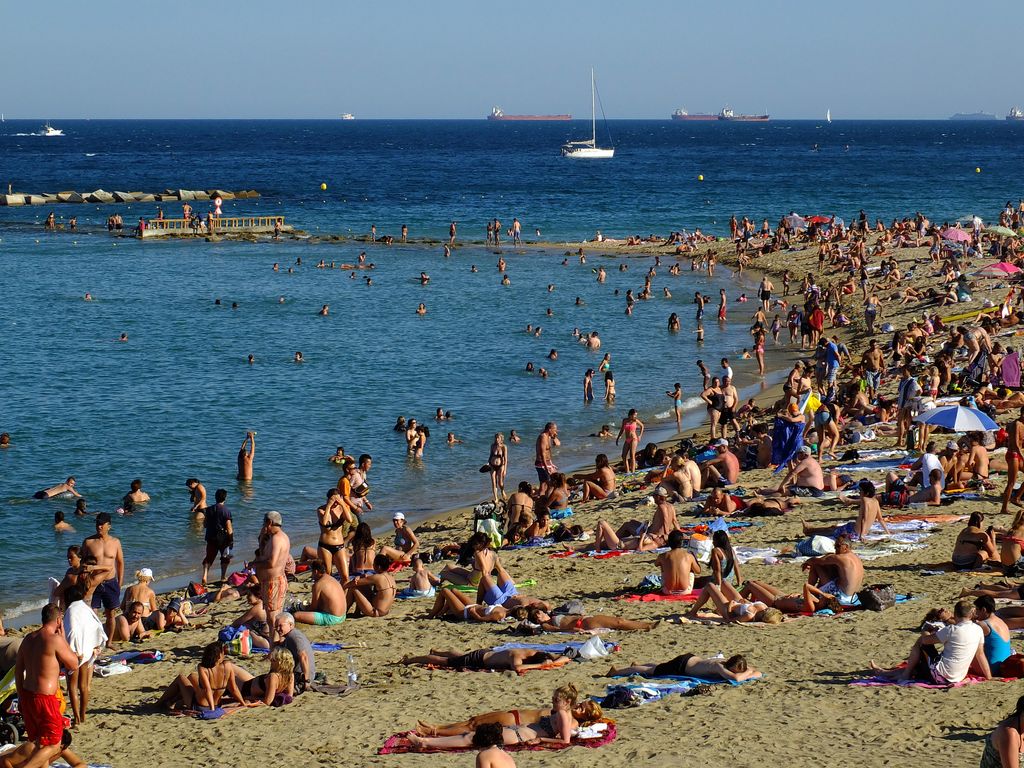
[912,405,998,432]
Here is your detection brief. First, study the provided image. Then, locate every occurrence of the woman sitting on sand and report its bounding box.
[684,582,784,624]
[233,647,294,707]
[156,642,254,712]
[572,454,616,502]
[692,530,741,590]
[607,653,760,681]
[545,473,572,516]
[980,695,1024,768]
[951,512,998,569]
[424,587,508,623]
[399,647,573,674]
[439,532,493,587]
[522,606,657,633]
[407,684,601,748]
[414,683,601,736]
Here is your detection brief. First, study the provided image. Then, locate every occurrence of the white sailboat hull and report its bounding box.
[562,146,614,159]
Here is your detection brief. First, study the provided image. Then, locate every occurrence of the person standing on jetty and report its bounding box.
[254,511,290,638]
[13,604,79,768]
[81,512,123,643]
[237,431,255,482]
[449,221,457,245]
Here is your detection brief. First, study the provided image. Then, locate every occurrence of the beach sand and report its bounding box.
[17,234,1024,767]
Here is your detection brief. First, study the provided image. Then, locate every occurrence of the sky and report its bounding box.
[2,0,1023,120]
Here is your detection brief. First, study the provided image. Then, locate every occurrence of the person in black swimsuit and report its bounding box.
[607,653,759,681]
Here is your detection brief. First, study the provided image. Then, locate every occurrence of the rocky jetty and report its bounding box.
[0,188,260,206]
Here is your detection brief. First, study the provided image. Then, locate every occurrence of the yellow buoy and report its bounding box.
[320,183,328,190]
[697,174,704,182]
[975,167,981,174]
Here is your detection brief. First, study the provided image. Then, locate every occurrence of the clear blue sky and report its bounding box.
[3,0,1022,119]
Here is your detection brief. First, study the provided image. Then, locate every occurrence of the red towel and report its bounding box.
[618,592,699,602]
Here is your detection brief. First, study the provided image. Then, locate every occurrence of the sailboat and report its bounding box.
[826,109,831,124]
[561,69,614,159]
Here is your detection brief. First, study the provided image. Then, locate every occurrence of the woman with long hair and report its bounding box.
[616,409,645,473]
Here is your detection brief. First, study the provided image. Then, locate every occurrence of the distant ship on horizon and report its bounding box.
[1008,107,1024,121]
[671,107,769,122]
[487,107,571,121]
[949,111,997,121]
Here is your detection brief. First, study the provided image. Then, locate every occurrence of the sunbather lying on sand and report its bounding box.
[522,606,658,632]
[424,587,508,622]
[406,686,602,748]
[607,652,760,681]
[414,683,600,736]
[684,582,784,624]
[399,647,572,673]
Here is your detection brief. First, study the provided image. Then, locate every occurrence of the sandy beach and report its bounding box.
[9,229,1024,768]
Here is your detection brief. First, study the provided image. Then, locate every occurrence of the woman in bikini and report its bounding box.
[486,432,508,504]
[616,409,645,473]
[407,684,599,748]
[545,473,572,517]
[348,522,378,577]
[700,377,724,440]
[156,642,254,712]
[400,647,572,674]
[684,582,785,624]
[526,606,657,633]
[951,512,997,569]
[318,488,355,582]
[234,646,295,706]
[439,532,493,588]
[424,587,508,623]
[739,580,841,615]
[608,653,760,681]
[414,684,601,737]
[693,530,742,589]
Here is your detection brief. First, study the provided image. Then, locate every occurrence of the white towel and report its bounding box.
[64,600,108,667]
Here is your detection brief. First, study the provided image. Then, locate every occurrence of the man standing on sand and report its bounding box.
[1002,408,1024,514]
[81,513,123,643]
[237,432,255,481]
[534,422,560,495]
[720,376,741,438]
[13,604,79,768]
[861,339,884,400]
[253,511,290,637]
[758,276,774,313]
[201,489,233,585]
[895,367,921,448]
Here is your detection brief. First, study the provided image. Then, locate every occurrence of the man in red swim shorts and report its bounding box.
[13,603,78,767]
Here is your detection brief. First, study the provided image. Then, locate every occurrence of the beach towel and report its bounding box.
[492,640,619,654]
[849,674,998,689]
[734,546,782,564]
[100,650,164,665]
[771,416,805,470]
[619,592,699,603]
[1003,351,1022,387]
[452,578,537,594]
[378,721,617,754]
[550,548,668,560]
[251,642,358,654]
[64,599,108,667]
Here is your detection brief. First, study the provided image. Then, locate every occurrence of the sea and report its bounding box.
[1,118,1022,619]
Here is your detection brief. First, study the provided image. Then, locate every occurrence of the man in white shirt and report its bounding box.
[869,600,990,684]
[910,441,945,489]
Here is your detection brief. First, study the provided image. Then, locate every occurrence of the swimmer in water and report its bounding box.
[319,305,329,316]
[443,245,451,258]
[365,277,373,285]
[509,430,521,444]
[0,432,10,448]
[533,327,542,337]
[247,354,254,365]
[272,263,279,272]
[33,477,82,501]
[118,333,128,342]
[501,274,511,286]
[417,303,427,315]
[446,433,462,445]
[84,293,92,301]
[525,362,535,373]
[420,272,430,285]
[54,510,74,533]
[470,265,478,273]
[278,296,285,303]
[575,297,584,306]
[546,308,553,317]
[539,368,549,379]
[548,350,558,361]
[294,352,304,363]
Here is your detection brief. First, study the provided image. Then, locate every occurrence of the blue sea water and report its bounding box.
[1,118,1022,618]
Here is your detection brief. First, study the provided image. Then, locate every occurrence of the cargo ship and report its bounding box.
[671,108,718,121]
[949,111,997,121]
[1008,107,1024,121]
[487,107,571,121]
[718,107,769,122]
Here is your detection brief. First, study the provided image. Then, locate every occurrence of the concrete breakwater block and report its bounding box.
[86,190,115,203]
[57,192,84,203]
[1,195,26,206]
[208,189,235,200]
[112,191,137,203]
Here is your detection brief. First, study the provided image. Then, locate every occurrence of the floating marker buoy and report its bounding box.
[320,183,328,191]
[698,174,704,182]
[975,167,981,173]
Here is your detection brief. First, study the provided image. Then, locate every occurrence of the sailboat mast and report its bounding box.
[591,68,596,144]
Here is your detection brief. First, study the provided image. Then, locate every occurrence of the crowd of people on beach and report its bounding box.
[8,201,1024,766]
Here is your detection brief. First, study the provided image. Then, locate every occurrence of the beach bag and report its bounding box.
[223,628,252,657]
[187,581,207,598]
[856,584,896,612]
[688,534,713,564]
[577,635,611,659]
